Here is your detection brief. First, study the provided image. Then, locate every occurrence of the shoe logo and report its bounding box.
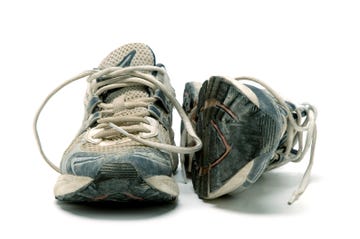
[117,50,136,67]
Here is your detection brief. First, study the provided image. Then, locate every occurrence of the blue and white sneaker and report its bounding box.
[34,43,201,203]
[181,76,317,204]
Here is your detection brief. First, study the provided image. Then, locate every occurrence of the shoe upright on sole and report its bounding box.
[40,43,182,203]
[183,76,286,199]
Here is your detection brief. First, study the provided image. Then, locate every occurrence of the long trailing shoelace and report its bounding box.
[34,65,202,174]
[235,77,317,205]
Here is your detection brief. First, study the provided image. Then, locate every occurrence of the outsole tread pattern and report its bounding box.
[191,77,280,198]
[56,163,176,203]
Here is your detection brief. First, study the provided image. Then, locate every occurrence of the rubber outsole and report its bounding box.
[54,163,178,203]
[191,76,278,199]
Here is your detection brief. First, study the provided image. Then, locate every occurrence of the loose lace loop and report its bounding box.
[235,77,317,205]
[34,66,202,174]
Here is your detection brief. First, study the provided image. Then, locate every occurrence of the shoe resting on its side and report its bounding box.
[182,76,317,204]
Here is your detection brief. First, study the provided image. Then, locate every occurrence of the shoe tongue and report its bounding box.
[99,42,155,69]
[99,43,155,103]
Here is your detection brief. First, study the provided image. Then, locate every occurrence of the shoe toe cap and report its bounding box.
[62,148,173,179]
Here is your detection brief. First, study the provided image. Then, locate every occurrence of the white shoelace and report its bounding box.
[34,66,202,174]
[235,77,317,205]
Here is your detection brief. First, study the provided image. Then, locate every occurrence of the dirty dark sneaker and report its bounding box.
[34,43,201,203]
[181,76,317,204]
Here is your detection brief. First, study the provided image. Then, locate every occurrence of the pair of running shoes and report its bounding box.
[34,43,317,205]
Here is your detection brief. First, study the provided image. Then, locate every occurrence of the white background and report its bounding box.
[1,0,359,238]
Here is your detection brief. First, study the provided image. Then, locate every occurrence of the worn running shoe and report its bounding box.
[34,43,201,203]
[181,76,317,204]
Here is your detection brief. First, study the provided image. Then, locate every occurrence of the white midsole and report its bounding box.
[54,174,93,197]
[144,176,179,197]
[53,174,179,197]
[206,160,254,199]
